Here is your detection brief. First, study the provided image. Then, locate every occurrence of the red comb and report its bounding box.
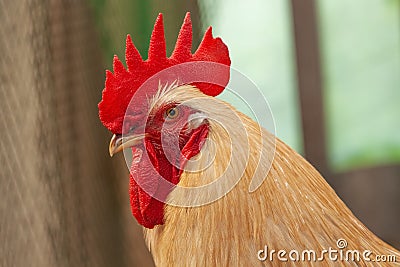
[98,12,231,134]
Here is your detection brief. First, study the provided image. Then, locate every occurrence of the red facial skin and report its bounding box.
[127,104,209,228]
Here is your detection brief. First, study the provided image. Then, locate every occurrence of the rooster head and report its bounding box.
[98,13,231,228]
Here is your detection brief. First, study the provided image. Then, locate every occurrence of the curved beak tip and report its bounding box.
[109,134,123,157]
[108,133,145,158]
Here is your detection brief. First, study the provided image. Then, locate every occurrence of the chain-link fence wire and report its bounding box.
[0,0,161,266]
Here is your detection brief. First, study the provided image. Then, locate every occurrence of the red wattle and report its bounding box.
[128,125,209,229]
[129,145,173,228]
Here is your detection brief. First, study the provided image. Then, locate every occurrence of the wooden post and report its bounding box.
[290,0,331,179]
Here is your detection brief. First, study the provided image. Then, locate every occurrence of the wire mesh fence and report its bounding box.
[0,0,154,266]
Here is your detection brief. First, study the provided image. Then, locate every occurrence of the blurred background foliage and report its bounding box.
[318,0,400,171]
[89,0,400,172]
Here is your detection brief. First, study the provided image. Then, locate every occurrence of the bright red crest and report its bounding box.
[98,12,231,134]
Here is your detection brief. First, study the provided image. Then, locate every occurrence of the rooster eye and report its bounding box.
[165,107,179,119]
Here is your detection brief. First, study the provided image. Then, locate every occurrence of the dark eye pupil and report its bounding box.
[168,108,176,116]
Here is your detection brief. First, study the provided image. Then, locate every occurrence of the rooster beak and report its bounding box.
[109,133,145,157]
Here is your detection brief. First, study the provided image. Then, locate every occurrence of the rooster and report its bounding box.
[98,13,399,266]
